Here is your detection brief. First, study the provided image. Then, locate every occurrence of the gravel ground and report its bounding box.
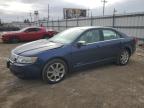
[0,41,144,108]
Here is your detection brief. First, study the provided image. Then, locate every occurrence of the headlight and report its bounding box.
[16,56,37,64]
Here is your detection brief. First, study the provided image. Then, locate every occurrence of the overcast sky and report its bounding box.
[0,0,144,22]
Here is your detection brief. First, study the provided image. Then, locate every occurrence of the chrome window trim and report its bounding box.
[85,38,124,45]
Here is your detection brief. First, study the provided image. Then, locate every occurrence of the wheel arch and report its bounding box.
[41,57,70,75]
[10,35,20,40]
[9,35,20,43]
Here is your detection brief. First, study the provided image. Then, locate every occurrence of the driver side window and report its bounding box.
[79,29,101,44]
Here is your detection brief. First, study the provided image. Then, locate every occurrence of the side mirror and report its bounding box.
[77,41,86,48]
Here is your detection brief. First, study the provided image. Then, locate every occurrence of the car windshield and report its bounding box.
[19,27,29,32]
[19,27,40,32]
[49,28,84,44]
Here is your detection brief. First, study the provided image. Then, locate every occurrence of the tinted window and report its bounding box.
[103,30,120,40]
[25,28,41,32]
[34,28,41,32]
[79,29,101,44]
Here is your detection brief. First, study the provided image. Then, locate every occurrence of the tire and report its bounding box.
[16,73,27,80]
[116,49,130,65]
[42,59,68,84]
[17,76,27,80]
[11,38,19,43]
[43,35,50,39]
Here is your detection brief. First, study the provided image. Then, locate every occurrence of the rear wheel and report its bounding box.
[43,35,50,39]
[42,59,68,84]
[117,49,130,65]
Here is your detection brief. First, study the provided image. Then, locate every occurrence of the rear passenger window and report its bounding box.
[34,28,41,32]
[103,30,120,40]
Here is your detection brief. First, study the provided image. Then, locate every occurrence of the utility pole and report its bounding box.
[91,11,93,26]
[17,16,19,22]
[48,4,49,21]
[101,0,108,16]
[87,9,90,17]
[113,8,117,27]
[0,19,1,24]
[113,8,117,16]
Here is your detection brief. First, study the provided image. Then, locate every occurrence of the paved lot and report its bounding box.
[0,41,144,108]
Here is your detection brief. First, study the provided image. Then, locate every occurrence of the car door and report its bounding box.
[71,29,103,68]
[31,28,44,40]
[22,28,42,41]
[98,29,122,60]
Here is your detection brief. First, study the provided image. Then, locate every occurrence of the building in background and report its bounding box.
[63,8,87,19]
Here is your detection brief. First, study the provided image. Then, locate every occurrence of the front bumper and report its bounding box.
[7,59,42,78]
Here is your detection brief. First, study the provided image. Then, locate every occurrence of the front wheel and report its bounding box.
[117,49,130,65]
[10,38,19,43]
[42,59,68,84]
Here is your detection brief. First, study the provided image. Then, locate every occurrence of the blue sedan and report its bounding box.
[7,27,136,84]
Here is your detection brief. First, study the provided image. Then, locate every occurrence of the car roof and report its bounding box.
[24,27,43,29]
[69,26,114,31]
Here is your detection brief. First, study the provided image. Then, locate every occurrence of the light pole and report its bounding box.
[48,4,50,21]
[34,10,39,26]
[29,12,32,23]
[101,0,108,16]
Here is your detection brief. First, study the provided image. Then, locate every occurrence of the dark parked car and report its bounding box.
[0,26,20,32]
[7,27,136,84]
[1,27,58,43]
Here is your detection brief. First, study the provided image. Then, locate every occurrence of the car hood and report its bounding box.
[13,39,64,56]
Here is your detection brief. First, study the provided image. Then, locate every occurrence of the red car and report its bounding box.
[1,27,58,43]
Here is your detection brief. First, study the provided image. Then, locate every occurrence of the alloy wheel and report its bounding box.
[46,63,65,82]
[120,50,129,65]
